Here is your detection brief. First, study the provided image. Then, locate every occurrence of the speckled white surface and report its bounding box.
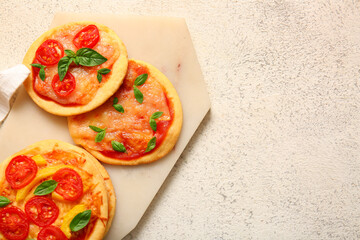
[1,0,360,239]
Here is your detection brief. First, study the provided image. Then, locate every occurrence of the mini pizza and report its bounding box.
[68,59,183,165]
[0,140,115,240]
[23,22,128,116]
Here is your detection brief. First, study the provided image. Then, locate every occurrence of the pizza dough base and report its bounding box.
[0,139,111,240]
[23,21,128,116]
[69,59,183,165]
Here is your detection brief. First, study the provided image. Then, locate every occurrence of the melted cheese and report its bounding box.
[0,149,103,239]
[69,60,171,157]
[32,24,118,105]
[16,164,74,202]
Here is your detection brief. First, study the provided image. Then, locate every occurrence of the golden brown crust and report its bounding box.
[0,140,109,239]
[23,21,128,116]
[89,157,116,235]
[69,59,183,165]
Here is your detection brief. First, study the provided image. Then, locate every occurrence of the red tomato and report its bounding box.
[73,25,100,49]
[37,226,68,240]
[5,155,38,189]
[52,73,76,97]
[25,196,59,227]
[36,39,64,66]
[0,206,29,240]
[53,168,83,201]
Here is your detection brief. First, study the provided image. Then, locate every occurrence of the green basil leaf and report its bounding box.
[95,130,106,142]
[98,68,111,75]
[133,86,143,104]
[113,97,118,104]
[65,49,76,57]
[149,118,157,131]
[30,63,44,68]
[76,48,107,67]
[70,210,92,232]
[145,137,156,152]
[0,196,11,207]
[74,56,80,65]
[89,125,104,133]
[97,68,110,83]
[58,56,73,81]
[97,72,102,83]
[39,67,46,81]
[151,111,163,119]
[111,140,126,152]
[31,64,46,81]
[34,180,58,196]
[134,73,148,86]
[113,104,124,113]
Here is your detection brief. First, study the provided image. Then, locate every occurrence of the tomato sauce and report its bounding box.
[101,105,173,160]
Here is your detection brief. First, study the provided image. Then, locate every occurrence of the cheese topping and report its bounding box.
[0,151,102,239]
[32,24,119,105]
[16,164,74,202]
[69,60,172,159]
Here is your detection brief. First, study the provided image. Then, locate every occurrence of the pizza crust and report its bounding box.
[69,59,183,165]
[0,140,110,240]
[88,155,116,235]
[23,21,128,116]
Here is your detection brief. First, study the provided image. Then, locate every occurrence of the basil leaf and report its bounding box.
[113,97,118,104]
[96,68,110,83]
[74,56,80,65]
[145,137,156,152]
[76,48,107,67]
[113,104,124,113]
[98,68,111,75]
[95,130,106,142]
[151,111,163,119]
[39,67,46,81]
[58,56,73,81]
[133,86,143,104]
[30,63,44,68]
[70,210,92,232]
[134,73,148,86]
[97,72,102,83]
[31,64,46,81]
[34,180,58,196]
[0,196,10,207]
[89,125,104,133]
[65,49,76,57]
[111,140,126,152]
[149,118,157,131]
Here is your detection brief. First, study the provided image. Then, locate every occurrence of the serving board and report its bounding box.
[0,13,210,239]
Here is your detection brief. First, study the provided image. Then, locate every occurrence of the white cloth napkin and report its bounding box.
[0,64,30,122]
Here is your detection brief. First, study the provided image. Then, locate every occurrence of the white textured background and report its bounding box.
[1,0,360,239]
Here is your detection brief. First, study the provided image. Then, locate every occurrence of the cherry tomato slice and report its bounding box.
[38,225,68,240]
[25,196,59,227]
[5,155,38,189]
[36,39,64,66]
[0,206,29,240]
[73,25,100,49]
[52,73,76,97]
[53,168,83,201]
